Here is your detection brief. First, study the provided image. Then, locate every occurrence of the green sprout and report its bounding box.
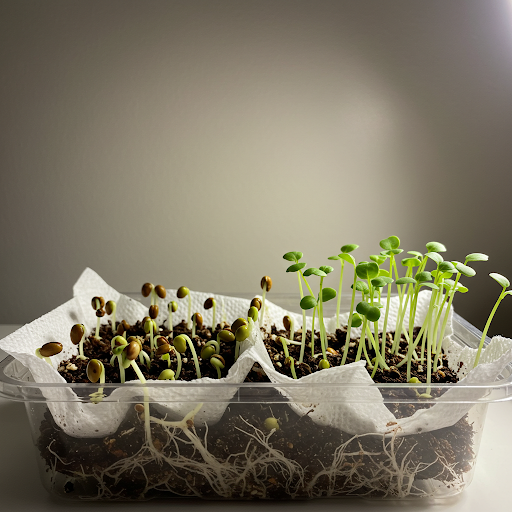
[105,300,117,335]
[128,335,151,369]
[35,342,63,364]
[284,251,308,363]
[144,314,158,357]
[87,359,106,404]
[177,286,192,329]
[328,244,359,331]
[378,236,403,349]
[336,253,358,366]
[191,312,203,338]
[204,297,217,332]
[278,336,297,379]
[210,354,225,379]
[116,319,130,338]
[260,276,272,326]
[70,323,87,360]
[91,296,105,340]
[167,300,177,336]
[232,318,250,360]
[432,253,487,370]
[142,283,167,306]
[283,315,295,341]
[158,369,175,380]
[110,335,128,383]
[248,306,259,322]
[299,266,336,367]
[474,273,512,367]
[173,334,201,379]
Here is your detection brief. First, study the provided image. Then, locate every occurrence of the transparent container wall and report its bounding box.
[1,293,509,500]
[24,397,488,501]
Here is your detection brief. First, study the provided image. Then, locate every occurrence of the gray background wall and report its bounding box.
[1,0,512,337]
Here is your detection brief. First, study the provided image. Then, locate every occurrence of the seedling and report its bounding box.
[204,297,217,332]
[328,244,359,331]
[105,300,117,335]
[87,359,106,404]
[70,323,87,360]
[474,273,512,367]
[300,266,336,366]
[167,301,177,335]
[284,251,308,362]
[158,369,175,380]
[191,312,203,338]
[233,318,250,360]
[283,315,295,341]
[111,335,128,383]
[91,296,105,340]
[210,354,225,379]
[250,297,262,311]
[260,276,272,326]
[177,286,192,329]
[173,334,201,379]
[117,320,130,338]
[142,283,167,306]
[248,306,259,322]
[35,342,63,364]
[144,316,158,357]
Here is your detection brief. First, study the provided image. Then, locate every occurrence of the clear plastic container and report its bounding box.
[1,294,511,501]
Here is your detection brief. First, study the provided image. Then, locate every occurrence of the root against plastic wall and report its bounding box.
[37,400,474,500]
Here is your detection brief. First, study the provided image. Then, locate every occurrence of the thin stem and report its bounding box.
[95,317,101,340]
[297,271,306,363]
[261,283,267,326]
[341,268,358,366]
[318,277,327,360]
[474,289,506,367]
[187,295,192,329]
[336,260,345,329]
[311,306,316,357]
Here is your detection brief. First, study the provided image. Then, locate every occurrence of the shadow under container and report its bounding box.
[1,295,512,501]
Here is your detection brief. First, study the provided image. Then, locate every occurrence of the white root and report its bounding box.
[43,406,469,500]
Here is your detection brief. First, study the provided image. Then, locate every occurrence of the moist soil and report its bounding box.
[41,321,474,500]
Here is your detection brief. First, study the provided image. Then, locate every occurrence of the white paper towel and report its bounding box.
[1,267,511,440]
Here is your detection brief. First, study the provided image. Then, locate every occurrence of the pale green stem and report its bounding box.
[296,271,306,363]
[341,268,358,366]
[206,340,220,354]
[95,317,101,340]
[366,323,389,370]
[187,295,192,329]
[168,307,173,336]
[78,333,86,360]
[318,277,328,360]
[474,289,506,367]
[184,335,201,378]
[355,315,367,363]
[336,260,345,329]
[289,357,297,379]
[192,316,196,338]
[311,306,316,357]
[212,301,217,331]
[435,272,462,363]
[175,350,182,379]
[381,259,393,355]
[261,283,267,327]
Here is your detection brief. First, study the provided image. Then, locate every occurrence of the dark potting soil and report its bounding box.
[43,320,474,500]
[37,398,474,500]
